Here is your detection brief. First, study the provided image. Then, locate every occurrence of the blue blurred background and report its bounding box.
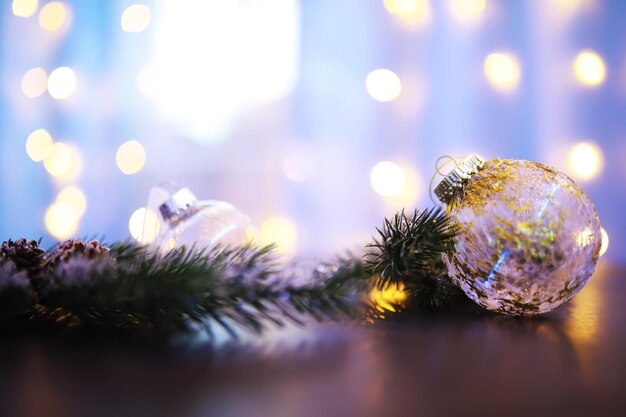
[0,0,623,263]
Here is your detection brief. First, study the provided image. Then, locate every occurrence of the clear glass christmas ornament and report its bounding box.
[142,185,253,252]
[435,155,602,315]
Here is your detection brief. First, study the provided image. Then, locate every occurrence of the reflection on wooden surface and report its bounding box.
[0,261,624,417]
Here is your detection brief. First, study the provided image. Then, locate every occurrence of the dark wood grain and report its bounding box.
[0,261,624,417]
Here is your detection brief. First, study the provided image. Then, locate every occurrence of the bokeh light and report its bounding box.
[552,0,593,13]
[38,1,68,31]
[116,140,146,175]
[21,67,48,98]
[567,141,603,180]
[384,165,423,209]
[448,0,486,24]
[12,0,38,18]
[573,50,606,87]
[365,69,402,102]
[47,66,77,100]
[370,161,407,197]
[149,1,299,142]
[56,186,87,217]
[45,202,79,239]
[383,0,432,26]
[260,216,297,255]
[25,128,53,161]
[129,207,160,244]
[43,142,82,180]
[121,4,151,33]
[484,52,521,92]
[370,282,407,313]
[600,228,609,257]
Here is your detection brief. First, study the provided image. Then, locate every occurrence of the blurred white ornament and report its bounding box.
[140,185,253,252]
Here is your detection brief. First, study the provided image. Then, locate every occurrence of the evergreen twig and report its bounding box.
[365,208,462,310]
[2,241,369,338]
[0,207,464,338]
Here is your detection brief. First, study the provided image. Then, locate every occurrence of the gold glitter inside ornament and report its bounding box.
[436,156,602,315]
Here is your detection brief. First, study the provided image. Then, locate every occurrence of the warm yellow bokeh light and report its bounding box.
[43,142,82,180]
[370,161,406,197]
[12,0,38,17]
[38,1,68,31]
[48,66,77,100]
[599,228,609,257]
[370,282,408,313]
[260,216,297,255]
[56,186,87,217]
[25,128,53,161]
[383,0,431,26]
[21,67,48,98]
[567,141,603,180]
[45,202,79,239]
[448,0,486,24]
[384,0,420,14]
[384,165,423,209]
[484,52,521,92]
[116,140,146,175]
[121,4,151,33]
[365,69,402,102]
[552,0,592,13]
[573,50,606,87]
[129,207,160,244]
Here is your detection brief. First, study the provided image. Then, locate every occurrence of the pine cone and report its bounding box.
[46,239,110,270]
[0,238,46,277]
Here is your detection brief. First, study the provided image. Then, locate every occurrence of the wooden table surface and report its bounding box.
[0,261,624,417]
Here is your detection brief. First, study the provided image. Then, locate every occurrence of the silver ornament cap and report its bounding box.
[159,187,199,225]
[434,154,485,204]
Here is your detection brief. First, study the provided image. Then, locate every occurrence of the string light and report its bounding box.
[151,1,298,143]
[25,128,53,161]
[21,67,48,98]
[48,66,77,100]
[116,140,146,175]
[484,52,521,92]
[370,161,406,197]
[45,202,79,239]
[121,4,151,33]
[567,141,603,180]
[573,50,606,87]
[365,69,402,102]
[43,142,82,181]
[383,0,432,27]
[38,1,68,31]
[259,216,297,255]
[12,0,38,18]
[448,0,486,25]
[129,207,160,244]
[56,186,87,217]
[551,0,595,17]
[385,165,423,209]
[599,228,609,257]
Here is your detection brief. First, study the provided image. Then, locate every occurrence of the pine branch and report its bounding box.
[32,242,369,338]
[365,208,462,310]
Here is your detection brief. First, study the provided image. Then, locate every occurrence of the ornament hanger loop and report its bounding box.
[429,155,463,206]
